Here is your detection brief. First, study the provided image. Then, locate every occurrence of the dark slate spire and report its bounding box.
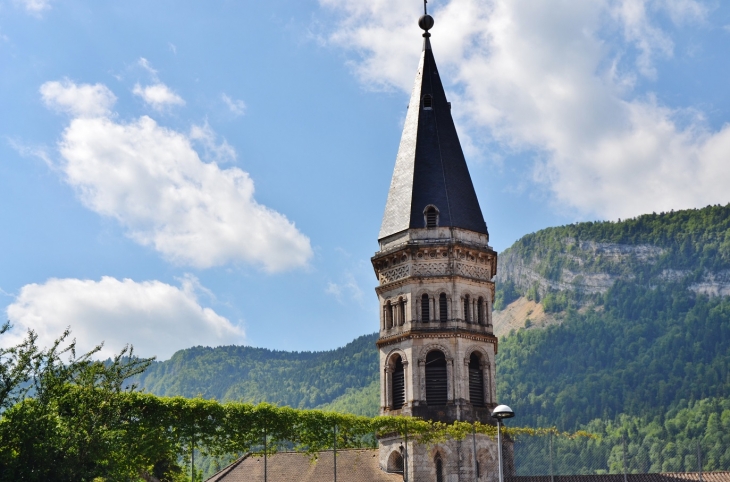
[378,12,488,241]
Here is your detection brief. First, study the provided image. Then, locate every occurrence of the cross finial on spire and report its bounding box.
[424,0,427,15]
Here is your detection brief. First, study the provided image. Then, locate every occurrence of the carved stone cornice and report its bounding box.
[376,330,499,354]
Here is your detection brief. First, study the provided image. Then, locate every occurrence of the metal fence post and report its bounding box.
[698,441,703,482]
[550,431,555,482]
[472,425,479,480]
[623,434,628,482]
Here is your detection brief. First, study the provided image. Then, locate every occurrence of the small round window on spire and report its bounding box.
[423,94,433,110]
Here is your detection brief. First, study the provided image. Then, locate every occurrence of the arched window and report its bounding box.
[469,353,485,407]
[439,293,448,322]
[387,450,404,474]
[435,455,444,482]
[399,297,406,326]
[463,295,471,322]
[421,294,430,322]
[477,296,484,324]
[425,206,438,228]
[425,350,447,406]
[392,355,405,410]
[386,302,393,329]
[423,94,433,110]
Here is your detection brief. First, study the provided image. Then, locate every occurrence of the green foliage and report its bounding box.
[514,398,730,475]
[129,333,379,409]
[542,291,570,313]
[0,326,157,481]
[494,280,520,310]
[316,378,380,417]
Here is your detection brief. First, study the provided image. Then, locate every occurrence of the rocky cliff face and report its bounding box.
[493,205,730,327]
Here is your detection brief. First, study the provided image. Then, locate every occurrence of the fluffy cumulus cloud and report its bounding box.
[40,80,312,271]
[41,80,117,117]
[320,0,730,220]
[132,83,186,110]
[4,276,243,360]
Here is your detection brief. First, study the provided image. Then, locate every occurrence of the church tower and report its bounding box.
[373,8,501,482]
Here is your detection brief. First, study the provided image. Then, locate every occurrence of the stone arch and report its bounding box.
[386,449,404,474]
[385,348,408,367]
[463,345,490,367]
[418,343,453,361]
[477,446,498,481]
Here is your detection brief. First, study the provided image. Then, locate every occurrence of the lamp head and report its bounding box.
[492,404,515,420]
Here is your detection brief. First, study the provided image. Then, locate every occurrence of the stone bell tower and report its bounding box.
[373,8,502,482]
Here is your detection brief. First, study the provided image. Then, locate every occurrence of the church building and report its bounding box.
[372,8,501,481]
[207,7,502,482]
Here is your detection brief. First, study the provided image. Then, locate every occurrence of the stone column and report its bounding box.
[446,357,454,402]
[384,365,393,410]
[417,359,426,403]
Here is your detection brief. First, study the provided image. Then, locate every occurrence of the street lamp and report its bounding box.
[492,405,515,482]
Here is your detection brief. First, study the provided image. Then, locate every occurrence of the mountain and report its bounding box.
[131,204,730,434]
[130,333,378,409]
[494,204,730,429]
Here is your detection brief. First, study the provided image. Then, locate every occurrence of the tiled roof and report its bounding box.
[508,472,730,482]
[206,449,402,482]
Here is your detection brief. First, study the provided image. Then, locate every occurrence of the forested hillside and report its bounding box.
[130,333,378,409]
[131,204,730,439]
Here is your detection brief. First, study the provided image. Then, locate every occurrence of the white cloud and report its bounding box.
[40,80,116,118]
[325,273,364,305]
[222,94,247,116]
[320,0,730,220]
[137,57,159,78]
[133,83,185,110]
[15,0,51,13]
[4,276,243,360]
[190,122,237,164]
[41,79,312,271]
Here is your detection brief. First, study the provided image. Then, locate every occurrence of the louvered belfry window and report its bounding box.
[425,206,438,227]
[399,298,406,326]
[423,94,433,109]
[425,350,448,406]
[439,293,448,322]
[469,353,485,407]
[464,295,471,322]
[392,356,405,410]
[421,294,430,322]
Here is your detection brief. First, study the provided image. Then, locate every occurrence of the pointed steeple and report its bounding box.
[379,12,488,241]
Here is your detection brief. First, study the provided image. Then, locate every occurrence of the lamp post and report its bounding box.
[492,404,515,482]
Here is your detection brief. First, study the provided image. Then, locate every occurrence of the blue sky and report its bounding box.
[1,0,729,359]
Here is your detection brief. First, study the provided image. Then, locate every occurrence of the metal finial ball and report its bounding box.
[418,14,434,31]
